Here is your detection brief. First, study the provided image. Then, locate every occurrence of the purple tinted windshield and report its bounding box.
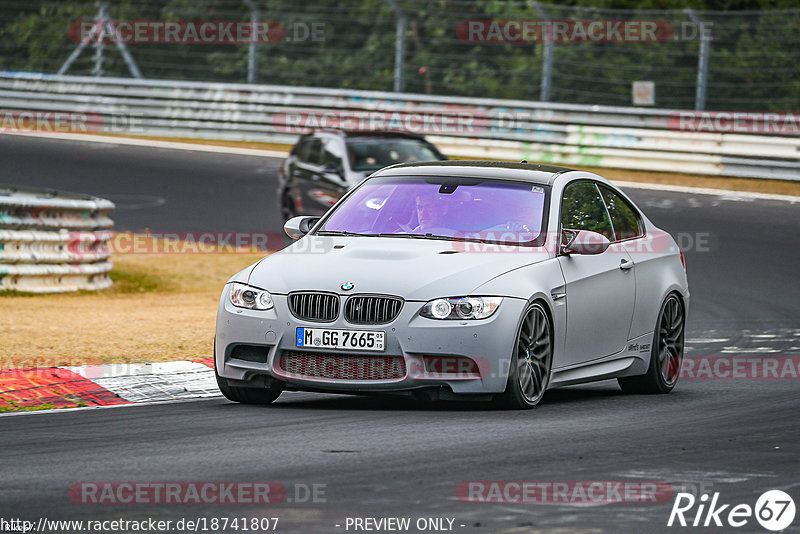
[320,176,549,244]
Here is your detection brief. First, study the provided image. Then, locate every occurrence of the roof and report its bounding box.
[372,160,577,185]
[307,129,426,140]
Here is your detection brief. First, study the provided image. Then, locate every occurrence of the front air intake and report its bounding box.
[344,295,403,325]
[288,292,340,322]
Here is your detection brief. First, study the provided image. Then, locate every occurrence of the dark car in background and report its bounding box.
[277,130,446,221]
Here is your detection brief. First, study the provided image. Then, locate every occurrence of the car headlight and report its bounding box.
[420,297,502,320]
[229,282,274,310]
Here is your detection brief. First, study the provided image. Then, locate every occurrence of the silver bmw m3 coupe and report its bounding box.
[215,161,689,409]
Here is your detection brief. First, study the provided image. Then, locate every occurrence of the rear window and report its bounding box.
[346,138,443,172]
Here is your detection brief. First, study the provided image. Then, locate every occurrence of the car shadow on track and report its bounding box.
[212,382,642,412]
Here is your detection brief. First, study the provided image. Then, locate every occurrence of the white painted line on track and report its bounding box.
[615,180,800,203]
[1,131,288,158]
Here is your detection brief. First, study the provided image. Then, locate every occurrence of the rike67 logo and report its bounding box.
[668,490,795,531]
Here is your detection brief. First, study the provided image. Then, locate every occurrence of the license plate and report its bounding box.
[295,327,385,352]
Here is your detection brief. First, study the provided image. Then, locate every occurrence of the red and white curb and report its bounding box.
[0,357,217,410]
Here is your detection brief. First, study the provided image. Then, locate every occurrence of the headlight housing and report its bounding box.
[229,282,274,310]
[420,297,502,320]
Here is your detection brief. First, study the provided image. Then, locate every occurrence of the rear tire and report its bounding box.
[618,293,684,394]
[496,302,553,409]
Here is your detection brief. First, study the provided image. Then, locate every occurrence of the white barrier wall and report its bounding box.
[0,71,798,180]
[0,185,114,293]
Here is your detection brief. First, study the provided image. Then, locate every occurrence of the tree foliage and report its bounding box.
[1,0,797,110]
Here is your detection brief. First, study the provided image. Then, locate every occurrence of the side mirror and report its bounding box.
[321,163,343,176]
[284,216,320,240]
[561,229,611,255]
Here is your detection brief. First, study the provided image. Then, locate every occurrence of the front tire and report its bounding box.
[618,293,685,394]
[280,189,297,222]
[215,360,284,405]
[496,302,553,409]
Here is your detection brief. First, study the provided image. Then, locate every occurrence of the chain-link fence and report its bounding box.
[1,0,798,111]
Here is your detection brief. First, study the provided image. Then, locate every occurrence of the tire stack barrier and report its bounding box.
[0,185,114,293]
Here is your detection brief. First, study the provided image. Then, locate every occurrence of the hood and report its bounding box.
[247,236,552,300]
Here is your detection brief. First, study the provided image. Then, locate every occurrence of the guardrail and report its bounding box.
[1,71,798,180]
[0,185,114,293]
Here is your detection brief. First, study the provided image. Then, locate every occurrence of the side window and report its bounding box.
[290,137,306,156]
[294,138,309,159]
[298,138,322,164]
[321,138,345,169]
[599,186,643,241]
[560,182,613,240]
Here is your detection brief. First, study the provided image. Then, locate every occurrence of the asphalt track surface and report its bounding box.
[1,135,799,533]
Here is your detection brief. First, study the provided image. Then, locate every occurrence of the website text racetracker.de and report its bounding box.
[457,481,675,504]
[1,517,279,533]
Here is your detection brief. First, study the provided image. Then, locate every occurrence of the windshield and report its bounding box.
[346,138,443,172]
[318,176,549,245]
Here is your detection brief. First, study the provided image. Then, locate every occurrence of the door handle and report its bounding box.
[620,259,634,271]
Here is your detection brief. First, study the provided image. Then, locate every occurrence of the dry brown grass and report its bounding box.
[0,240,264,369]
[97,133,291,153]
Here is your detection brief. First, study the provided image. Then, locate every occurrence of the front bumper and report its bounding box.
[214,287,527,395]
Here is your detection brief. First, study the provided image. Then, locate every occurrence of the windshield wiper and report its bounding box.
[318,231,440,239]
[372,233,429,239]
[373,233,465,241]
[315,230,375,237]
[376,233,531,246]
[318,231,523,245]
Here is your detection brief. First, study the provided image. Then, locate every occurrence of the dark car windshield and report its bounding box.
[346,138,443,172]
[318,176,549,245]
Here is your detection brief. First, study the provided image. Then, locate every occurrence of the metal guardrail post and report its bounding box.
[92,2,109,77]
[531,2,553,102]
[386,0,407,93]
[57,0,142,78]
[244,0,260,84]
[685,9,711,111]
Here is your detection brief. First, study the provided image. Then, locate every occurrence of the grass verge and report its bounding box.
[0,240,264,368]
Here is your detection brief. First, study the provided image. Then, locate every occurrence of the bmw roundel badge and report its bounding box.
[341,282,355,291]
